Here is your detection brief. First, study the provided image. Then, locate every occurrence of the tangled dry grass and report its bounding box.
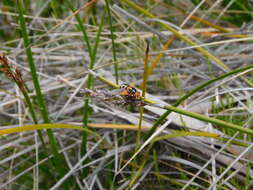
[1,0,253,189]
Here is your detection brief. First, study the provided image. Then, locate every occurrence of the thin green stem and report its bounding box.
[82,8,106,154]
[66,0,93,59]
[67,3,106,177]
[65,1,97,165]
[105,0,118,84]
[82,8,106,157]
[66,1,105,178]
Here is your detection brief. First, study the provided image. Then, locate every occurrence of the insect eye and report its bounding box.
[122,84,130,89]
[120,84,127,89]
[129,88,136,94]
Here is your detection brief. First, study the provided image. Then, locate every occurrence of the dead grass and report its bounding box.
[0,0,253,189]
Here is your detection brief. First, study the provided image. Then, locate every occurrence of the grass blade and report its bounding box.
[105,0,118,84]
[162,104,253,136]
[137,42,149,146]
[17,0,70,188]
[66,0,93,60]
[82,8,106,159]
[0,123,98,135]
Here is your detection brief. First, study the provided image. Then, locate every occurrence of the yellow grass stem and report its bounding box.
[0,124,95,136]
[0,123,150,136]
[152,131,220,143]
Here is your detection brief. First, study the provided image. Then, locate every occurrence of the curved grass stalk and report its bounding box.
[163,105,253,136]
[145,64,253,139]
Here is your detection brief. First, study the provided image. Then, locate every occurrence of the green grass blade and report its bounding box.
[145,64,253,139]
[105,0,118,84]
[17,0,50,123]
[82,7,106,156]
[17,0,70,188]
[66,0,93,59]
[82,8,106,162]
[65,0,93,155]
[91,8,106,61]
[67,0,106,177]
[163,104,253,136]
[65,0,96,178]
